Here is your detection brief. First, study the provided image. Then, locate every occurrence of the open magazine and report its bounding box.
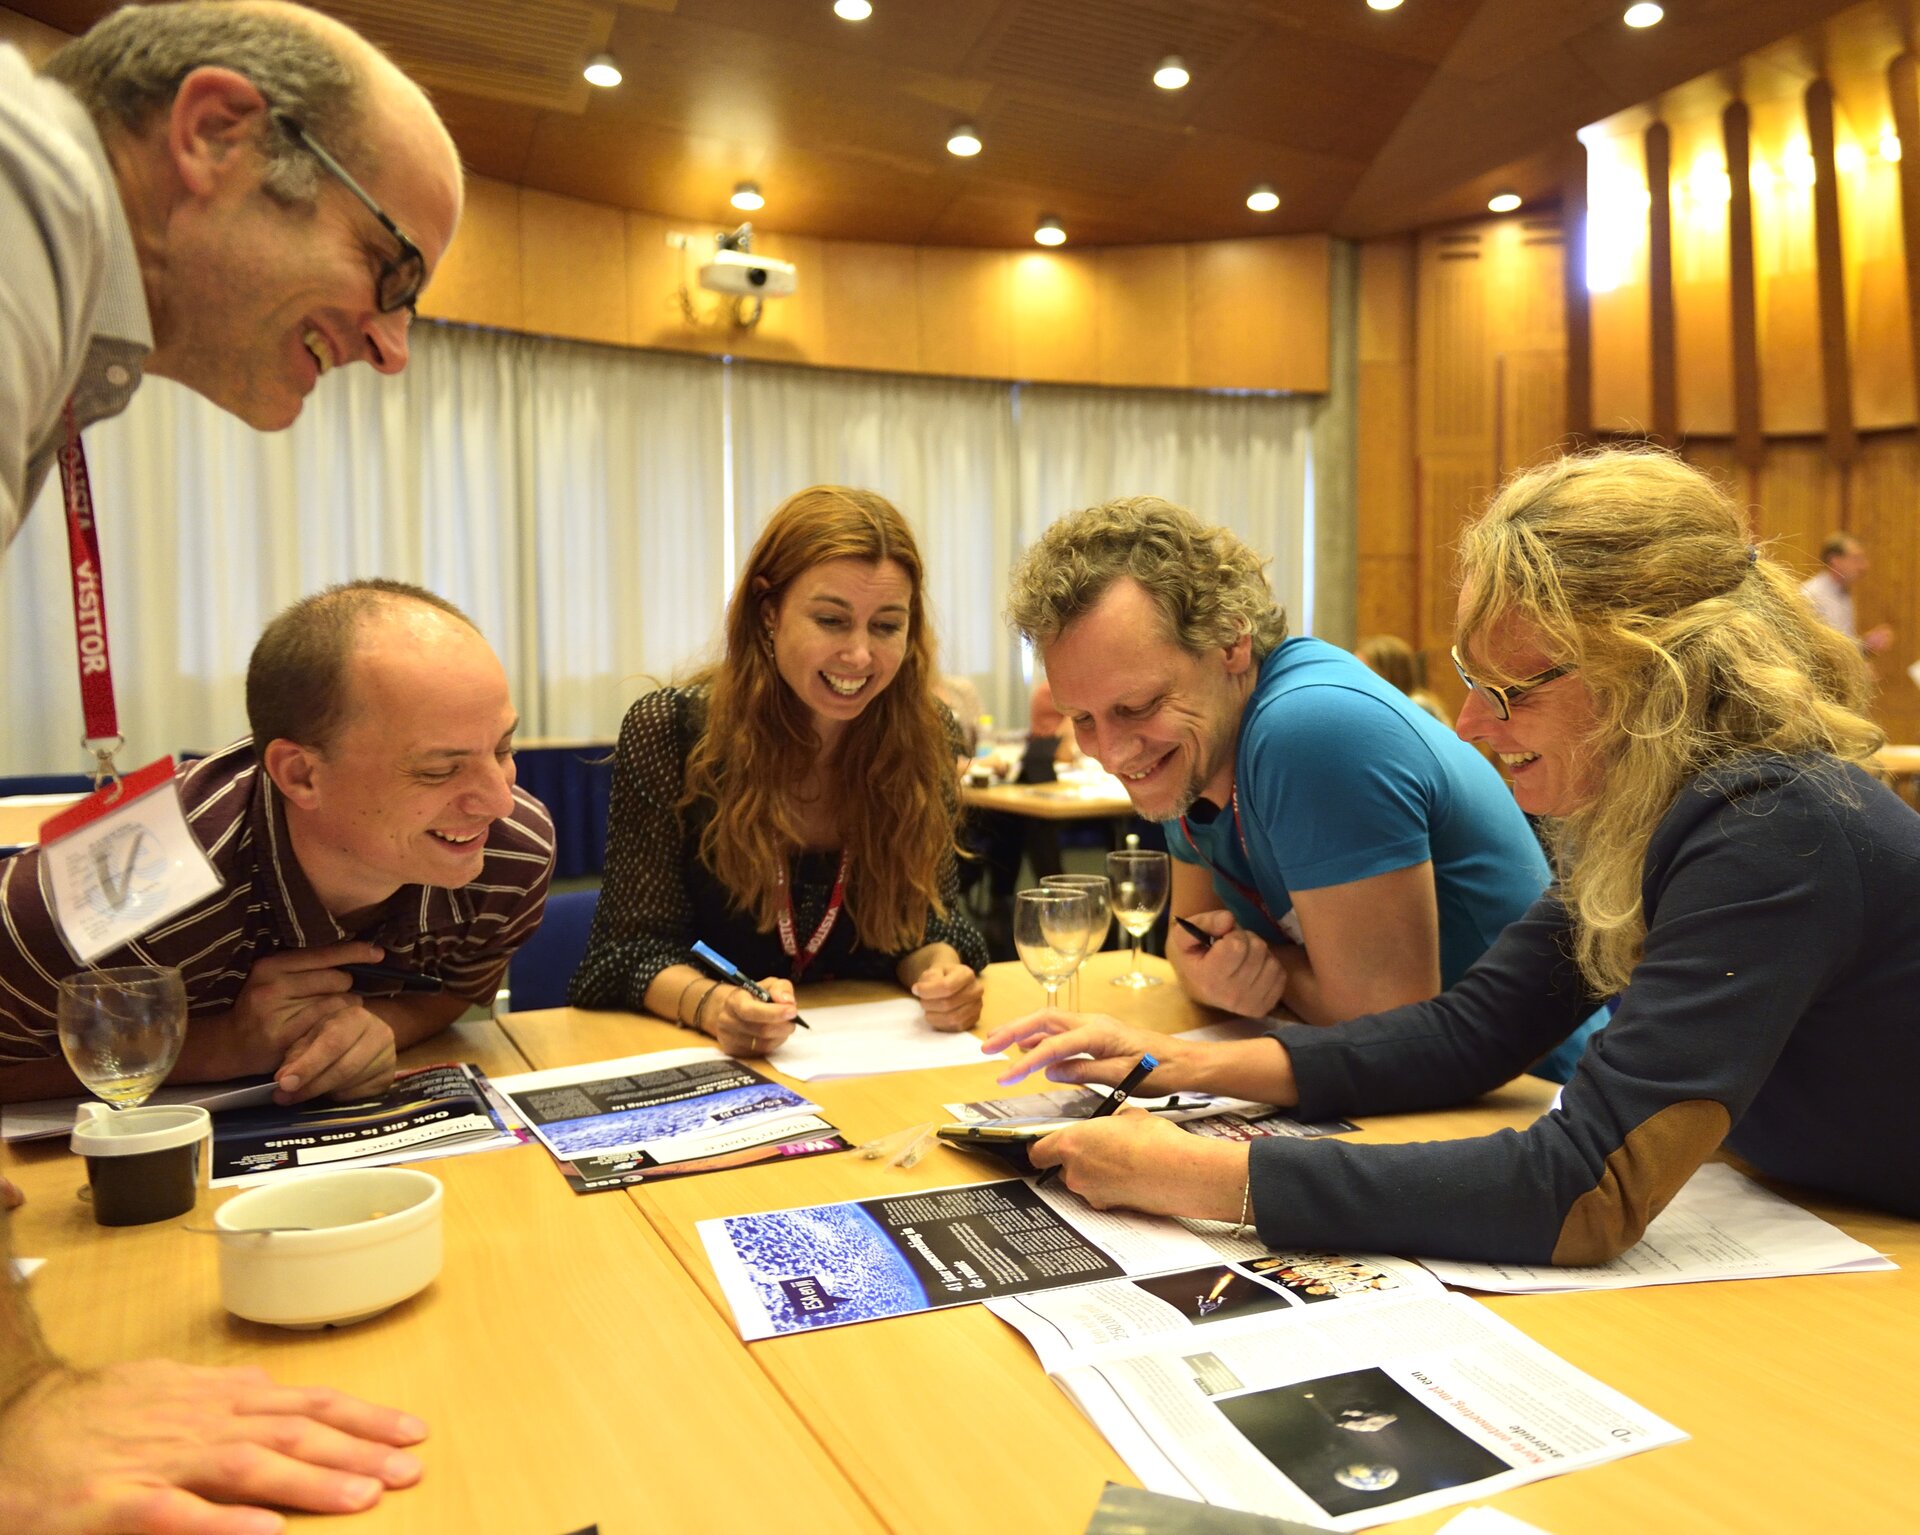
[492,1047,848,1194]
[210,1062,521,1186]
[1043,1290,1684,1530]
[944,1085,1357,1142]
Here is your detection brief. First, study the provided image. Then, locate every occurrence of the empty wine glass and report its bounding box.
[1042,873,1111,1010]
[56,966,188,1109]
[1106,849,1170,989]
[1014,887,1094,1012]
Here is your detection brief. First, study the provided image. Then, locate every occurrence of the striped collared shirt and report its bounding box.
[0,738,554,1064]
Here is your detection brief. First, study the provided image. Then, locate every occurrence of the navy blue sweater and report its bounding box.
[1249,756,1920,1263]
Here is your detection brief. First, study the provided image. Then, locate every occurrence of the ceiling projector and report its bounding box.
[699,248,797,298]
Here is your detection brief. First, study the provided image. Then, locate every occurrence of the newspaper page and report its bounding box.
[988,1250,1445,1375]
[210,1063,519,1186]
[943,1086,1356,1141]
[701,1177,1230,1340]
[493,1047,847,1194]
[1055,1292,1683,1531]
[1418,1163,1895,1292]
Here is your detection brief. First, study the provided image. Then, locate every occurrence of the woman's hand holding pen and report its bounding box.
[981,1010,1207,1093]
[703,977,799,1058]
[1029,1111,1249,1221]
[1169,908,1287,1018]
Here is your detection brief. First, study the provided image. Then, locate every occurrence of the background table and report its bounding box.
[0,792,82,848]
[6,953,1916,1532]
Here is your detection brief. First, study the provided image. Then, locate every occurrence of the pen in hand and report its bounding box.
[1174,916,1217,951]
[690,940,811,1029]
[1035,1052,1158,1188]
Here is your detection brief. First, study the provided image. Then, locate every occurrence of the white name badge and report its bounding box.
[37,757,224,964]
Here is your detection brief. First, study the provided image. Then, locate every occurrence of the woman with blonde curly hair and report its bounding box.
[571,486,987,1055]
[986,448,1920,1262]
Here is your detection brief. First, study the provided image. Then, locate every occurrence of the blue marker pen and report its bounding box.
[691,940,811,1029]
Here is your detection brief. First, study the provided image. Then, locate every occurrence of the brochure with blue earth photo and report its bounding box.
[493,1047,849,1194]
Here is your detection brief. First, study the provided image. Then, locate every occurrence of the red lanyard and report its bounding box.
[56,403,123,779]
[1178,788,1282,932]
[776,848,850,981]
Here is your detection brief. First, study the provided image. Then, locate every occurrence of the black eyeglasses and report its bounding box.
[1450,644,1574,722]
[271,109,426,315]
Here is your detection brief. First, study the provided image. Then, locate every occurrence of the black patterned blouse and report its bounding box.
[568,685,988,1012]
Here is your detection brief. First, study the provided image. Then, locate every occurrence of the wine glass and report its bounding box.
[1042,873,1111,1010]
[56,966,188,1109]
[1106,849,1170,989]
[1013,888,1094,1013]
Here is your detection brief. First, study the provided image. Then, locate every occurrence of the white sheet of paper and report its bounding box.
[40,780,223,964]
[1419,1163,1894,1292]
[2,1078,277,1142]
[10,1258,45,1281]
[767,998,1002,1081]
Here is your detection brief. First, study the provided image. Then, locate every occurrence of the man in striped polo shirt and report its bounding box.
[0,579,553,1106]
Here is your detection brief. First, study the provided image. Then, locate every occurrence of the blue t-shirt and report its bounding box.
[1164,637,1550,990]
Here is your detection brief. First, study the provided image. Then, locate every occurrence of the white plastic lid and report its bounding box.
[70,1102,210,1157]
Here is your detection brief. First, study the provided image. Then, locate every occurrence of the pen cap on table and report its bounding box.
[70,1101,210,1226]
[212,1167,443,1329]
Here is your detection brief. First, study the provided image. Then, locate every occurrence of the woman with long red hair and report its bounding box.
[571,485,987,1054]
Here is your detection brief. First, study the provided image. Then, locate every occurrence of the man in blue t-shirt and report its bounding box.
[1008,496,1589,1064]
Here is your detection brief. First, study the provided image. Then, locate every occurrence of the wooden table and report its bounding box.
[8,955,1917,1532]
[0,793,82,848]
[961,780,1135,821]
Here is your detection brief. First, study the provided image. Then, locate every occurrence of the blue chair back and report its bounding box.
[505,888,599,1013]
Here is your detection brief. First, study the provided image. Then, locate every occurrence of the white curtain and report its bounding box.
[0,324,726,775]
[728,360,1020,721]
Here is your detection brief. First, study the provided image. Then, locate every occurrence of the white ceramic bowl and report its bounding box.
[213,1168,443,1329]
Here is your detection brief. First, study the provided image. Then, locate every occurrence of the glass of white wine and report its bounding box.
[1106,849,1170,989]
[56,966,188,1109]
[1013,887,1094,1012]
[1042,873,1111,1010]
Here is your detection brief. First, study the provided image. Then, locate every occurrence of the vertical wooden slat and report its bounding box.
[1723,101,1765,471]
[1805,80,1859,468]
[1888,54,1920,440]
[1564,138,1593,440]
[1646,121,1678,443]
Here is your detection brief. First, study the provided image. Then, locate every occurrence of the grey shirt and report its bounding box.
[0,44,153,545]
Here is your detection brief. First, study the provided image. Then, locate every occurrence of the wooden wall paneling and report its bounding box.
[1357,238,1418,643]
[1646,121,1679,443]
[1832,68,1912,430]
[518,188,628,346]
[1755,440,1841,569]
[1670,109,1736,436]
[418,175,523,333]
[1095,245,1191,389]
[1008,251,1100,384]
[918,248,1013,380]
[1805,80,1860,465]
[1723,103,1765,469]
[1750,96,1824,437]
[1889,55,1920,429]
[1187,237,1332,393]
[1415,228,1493,454]
[1496,351,1568,475]
[1682,439,1756,526]
[1564,140,1594,439]
[1358,238,1416,367]
[1356,554,1420,645]
[1416,454,1494,663]
[1586,124,1653,434]
[817,242,922,376]
[1847,433,1920,739]
[624,210,719,358]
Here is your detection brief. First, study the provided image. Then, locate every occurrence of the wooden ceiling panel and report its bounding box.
[1191,30,1437,160]
[964,0,1258,103]
[321,0,614,113]
[1235,0,1486,69]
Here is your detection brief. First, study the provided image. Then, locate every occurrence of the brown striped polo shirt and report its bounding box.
[0,738,554,1064]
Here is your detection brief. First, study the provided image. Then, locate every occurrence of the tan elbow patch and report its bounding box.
[1551,1100,1731,1265]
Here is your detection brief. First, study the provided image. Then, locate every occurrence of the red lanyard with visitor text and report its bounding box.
[776,849,850,981]
[57,403,125,781]
[1177,788,1284,935]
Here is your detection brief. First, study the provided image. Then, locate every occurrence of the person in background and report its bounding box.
[933,673,985,760]
[988,449,1920,1262]
[1006,496,1580,1062]
[1354,634,1448,724]
[0,1,464,1523]
[1800,532,1894,656]
[571,486,989,1054]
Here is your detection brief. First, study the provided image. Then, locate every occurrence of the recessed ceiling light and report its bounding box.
[1367,0,1404,10]
[731,181,765,211]
[947,123,982,157]
[1035,215,1066,246]
[1247,184,1280,213]
[1153,55,1190,90]
[834,0,873,19]
[1623,3,1663,27]
[1488,191,1522,213]
[582,52,621,88]
[1883,132,1904,162]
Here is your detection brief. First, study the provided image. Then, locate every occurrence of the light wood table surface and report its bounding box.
[960,780,1135,821]
[0,793,83,847]
[501,950,1920,1535]
[1,1018,883,1535]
